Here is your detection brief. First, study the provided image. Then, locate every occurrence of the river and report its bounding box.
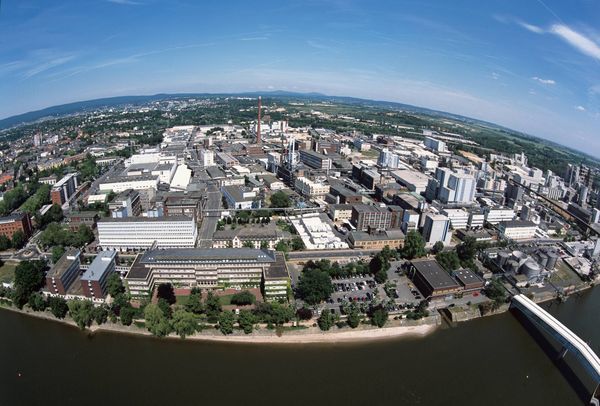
[1,289,599,406]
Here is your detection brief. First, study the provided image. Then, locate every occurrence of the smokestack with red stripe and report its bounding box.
[257,96,262,144]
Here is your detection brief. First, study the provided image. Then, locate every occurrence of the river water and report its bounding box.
[1,289,599,406]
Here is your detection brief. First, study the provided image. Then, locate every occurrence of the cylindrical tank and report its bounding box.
[497,251,510,267]
[537,252,549,269]
[511,250,526,261]
[521,260,542,279]
[546,251,558,270]
[506,260,519,273]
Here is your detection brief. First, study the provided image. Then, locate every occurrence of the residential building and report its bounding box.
[46,249,81,295]
[80,250,117,299]
[97,216,197,251]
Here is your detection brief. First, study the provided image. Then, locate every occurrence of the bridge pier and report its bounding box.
[591,383,600,406]
[558,346,569,361]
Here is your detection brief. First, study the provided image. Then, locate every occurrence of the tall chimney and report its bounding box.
[257,96,262,144]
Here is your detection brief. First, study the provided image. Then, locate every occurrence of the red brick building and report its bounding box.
[0,212,33,240]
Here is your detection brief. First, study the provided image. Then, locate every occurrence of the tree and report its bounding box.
[40,204,64,227]
[347,304,360,329]
[144,303,171,337]
[238,310,256,334]
[317,310,335,331]
[205,291,222,321]
[157,298,173,319]
[92,305,108,325]
[370,306,388,328]
[296,268,333,305]
[13,260,46,308]
[0,235,12,251]
[271,303,294,326]
[48,296,68,318]
[290,236,305,251]
[218,311,235,335]
[156,283,176,305]
[185,290,204,314]
[431,241,444,255]
[370,253,390,284]
[106,273,125,298]
[230,290,256,306]
[11,230,26,250]
[51,246,66,263]
[28,292,47,311]
[436,251,461,272]
[171,309,197,338]
[275,241,289,253]
[402,231,426,260]
[68,300,94,329]
[74,224,94,247]
[120,305,136,326]
[457,237,477,263]
[296,307,313,320]
[270,191,291,208]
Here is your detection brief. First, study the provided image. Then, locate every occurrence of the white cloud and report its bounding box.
[23,55,76,78]
[550,24,600,61]
[532,76,556,85]
[576,105,586,111]
[517,21,544,34]
[106,0,142,5]
[491,72,500,80]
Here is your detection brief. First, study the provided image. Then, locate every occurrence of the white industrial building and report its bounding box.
[97,216,197,251]
[422,213,451,245]
[498,220,537,240]
[441,208,469,229]
[290,214,348,250]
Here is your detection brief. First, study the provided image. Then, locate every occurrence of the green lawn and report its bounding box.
[175,295,189,306]
[0,262,17,284]
[219,294,234,306]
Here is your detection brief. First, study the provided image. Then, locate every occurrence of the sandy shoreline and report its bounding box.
[0,305,438,344]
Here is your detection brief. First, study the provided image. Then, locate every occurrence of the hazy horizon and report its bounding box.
[1,0,599,154]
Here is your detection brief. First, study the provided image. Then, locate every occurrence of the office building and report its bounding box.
[200,149,215,167]
[108,189,142,218]
[51,173,79,205]
[378,148,401,168]
[351,204,393,231]
[295,177,330,197]
[484,207,516,225]
[498,220,537,240]
[67,211,99,231]
[80,250,117,299]
[46,249,81,295]
[299,150,332,170]
[0,212,33,240]
[441,208,469,229]
[221,185,259,209]
[97,216,197,251]
[422,213,451,245]
[125,248,290,301]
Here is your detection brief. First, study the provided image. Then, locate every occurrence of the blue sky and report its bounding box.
[1,0,600,156]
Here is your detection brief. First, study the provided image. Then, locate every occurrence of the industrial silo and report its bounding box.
[521,260,542,279]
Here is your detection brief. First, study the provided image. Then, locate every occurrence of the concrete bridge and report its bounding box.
[511,294,600,405]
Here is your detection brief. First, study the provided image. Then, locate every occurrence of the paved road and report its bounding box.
[287,249,380,260]
[197,186,222,248]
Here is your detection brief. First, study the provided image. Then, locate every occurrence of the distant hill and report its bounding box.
[0,90,593,162]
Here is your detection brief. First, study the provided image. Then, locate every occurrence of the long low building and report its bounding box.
[125,248,290,301]
[97,216,197,251]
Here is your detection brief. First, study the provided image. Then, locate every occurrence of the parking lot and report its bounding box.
[326,275,377,309]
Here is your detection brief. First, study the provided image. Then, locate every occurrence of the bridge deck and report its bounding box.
[512,294,600,380]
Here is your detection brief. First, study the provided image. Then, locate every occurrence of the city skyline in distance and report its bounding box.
[1,0,600,155]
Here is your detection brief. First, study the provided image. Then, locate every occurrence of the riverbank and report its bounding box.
[0,304,439,344]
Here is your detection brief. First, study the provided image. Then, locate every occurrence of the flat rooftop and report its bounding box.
[411,259,460,290]
[47,248,80,279]
[81,250,116,282]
